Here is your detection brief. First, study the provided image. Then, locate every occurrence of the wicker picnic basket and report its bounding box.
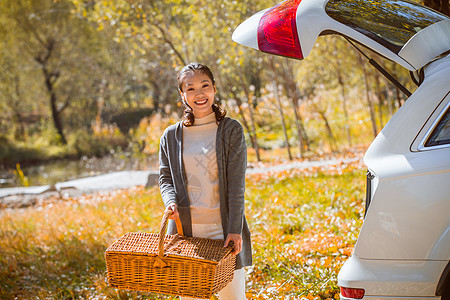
[105,211,236,298]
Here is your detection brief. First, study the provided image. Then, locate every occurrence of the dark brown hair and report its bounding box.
[177,63,226,126]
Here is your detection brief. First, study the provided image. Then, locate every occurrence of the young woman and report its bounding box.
[159,63,252,300]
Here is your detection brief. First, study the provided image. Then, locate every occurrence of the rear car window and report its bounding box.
[425,107,450,147]
[325,0,447,54]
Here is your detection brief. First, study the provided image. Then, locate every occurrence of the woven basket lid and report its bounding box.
[106,232,233,263]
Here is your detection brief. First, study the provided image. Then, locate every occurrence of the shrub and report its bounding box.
[0,135,45,167]
[129,112,178,157]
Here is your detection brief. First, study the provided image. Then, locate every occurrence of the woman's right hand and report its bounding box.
[164,202,179,220]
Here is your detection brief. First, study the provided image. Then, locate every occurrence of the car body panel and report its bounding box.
[357,55,450,261]
[232,9,266,51]
[338,255,448,297]
[398,19,450,70]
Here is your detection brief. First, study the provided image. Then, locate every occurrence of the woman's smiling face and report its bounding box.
[180,71,216,119]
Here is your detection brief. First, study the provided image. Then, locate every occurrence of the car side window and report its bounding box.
[425,107,450,147]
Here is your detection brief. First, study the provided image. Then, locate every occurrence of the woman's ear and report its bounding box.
[179,90,185,102]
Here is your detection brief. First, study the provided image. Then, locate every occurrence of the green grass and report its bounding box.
[0,162,365,299]
[245,164,364,299]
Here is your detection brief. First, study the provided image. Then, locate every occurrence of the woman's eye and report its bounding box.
[202,84,209,88]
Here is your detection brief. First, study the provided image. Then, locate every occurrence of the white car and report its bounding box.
[232,0,450,299]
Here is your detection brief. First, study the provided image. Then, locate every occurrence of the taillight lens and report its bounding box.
[257,0,303,59]
[340,286,365,299]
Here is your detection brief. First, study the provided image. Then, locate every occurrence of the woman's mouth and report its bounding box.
[195,99,208,105]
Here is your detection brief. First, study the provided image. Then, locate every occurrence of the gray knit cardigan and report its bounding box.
[158,117,252,269]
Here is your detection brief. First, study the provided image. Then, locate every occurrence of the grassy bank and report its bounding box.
[0,161,365,299]
[0,130,128,169]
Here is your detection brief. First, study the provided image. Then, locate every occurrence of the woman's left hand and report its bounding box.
[224,233,242,255]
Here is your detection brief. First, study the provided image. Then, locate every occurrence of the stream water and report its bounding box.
[0,153,159,188]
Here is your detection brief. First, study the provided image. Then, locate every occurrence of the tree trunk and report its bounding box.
[13,76,26,140]
[95,79,106,129]
[230,91,251,133]
[270,60,292,160]
[395,87,403,109]
[280,60,310,156]
[359,54,378,138]
[35,40,67,144]
[297,113,310,152]
[151,80,163,113]
[393,64,404,108]
[292,101,305,157]
[95,97,104,130]
[374,72,384,129]
[236,68,261,162]
[230,89,259,161]
[385,78,394,117]
[291,96,311,153]
[237,105,250,134]
[246,93,261,162]
[314,103,337,152]
[49,91,67,144]
[334,54,352,147]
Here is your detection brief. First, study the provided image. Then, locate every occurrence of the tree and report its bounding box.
[312,99,337,152]
[218,56,264,162]
[332,38,352,147]
[358,53,379,138]
[277,57,311,157]
[269,57,293,160]
[0,41,27,140]
[3,0,115,144]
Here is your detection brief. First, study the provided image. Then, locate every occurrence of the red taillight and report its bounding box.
[257,0,303,59]
[340,286,365,299]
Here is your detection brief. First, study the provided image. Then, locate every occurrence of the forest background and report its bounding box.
[1,0,447,178]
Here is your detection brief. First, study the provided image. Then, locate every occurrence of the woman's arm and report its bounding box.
[159,132,177,210]
[225,121,247,253]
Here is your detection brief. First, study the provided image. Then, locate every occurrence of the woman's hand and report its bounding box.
[224,233,242,255]
[164,203,179,220]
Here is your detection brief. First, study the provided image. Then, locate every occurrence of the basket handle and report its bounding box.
[153,210,183,268]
